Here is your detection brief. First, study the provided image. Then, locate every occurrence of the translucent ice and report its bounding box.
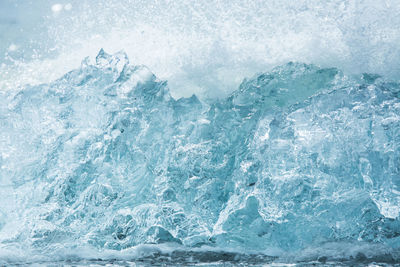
[0,50,399,263]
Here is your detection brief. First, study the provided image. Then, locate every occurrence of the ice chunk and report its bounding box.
[0,50,399,260]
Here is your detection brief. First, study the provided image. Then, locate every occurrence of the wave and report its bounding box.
[0,49,399,264]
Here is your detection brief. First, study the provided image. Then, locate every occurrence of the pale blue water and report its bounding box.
[0,1,400,266]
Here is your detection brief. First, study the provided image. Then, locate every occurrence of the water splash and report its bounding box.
[1,0,400,98]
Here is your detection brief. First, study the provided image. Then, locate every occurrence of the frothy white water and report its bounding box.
[1,0,400,98]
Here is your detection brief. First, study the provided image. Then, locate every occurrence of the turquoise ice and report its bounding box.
[0,50,399,263]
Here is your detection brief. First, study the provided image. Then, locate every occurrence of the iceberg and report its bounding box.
[0,50,399,265]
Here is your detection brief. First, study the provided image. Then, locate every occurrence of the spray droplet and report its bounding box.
[64,3,72,11]
[8,44,17,52]
[51,4,63,13]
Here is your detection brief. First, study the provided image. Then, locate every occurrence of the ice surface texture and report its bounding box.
[0,50,399,260]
